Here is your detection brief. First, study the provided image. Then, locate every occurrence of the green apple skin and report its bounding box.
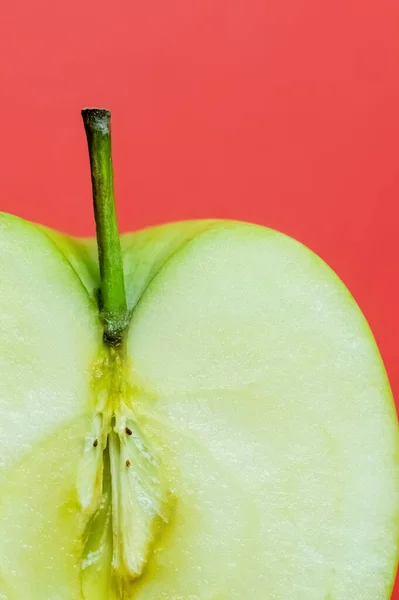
[0,213,398,600]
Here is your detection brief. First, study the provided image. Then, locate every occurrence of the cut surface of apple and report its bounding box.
[0,211,398,600]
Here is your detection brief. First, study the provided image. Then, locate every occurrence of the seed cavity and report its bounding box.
[78,345,170,591]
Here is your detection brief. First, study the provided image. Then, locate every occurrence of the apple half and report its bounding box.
[0,109,398,600]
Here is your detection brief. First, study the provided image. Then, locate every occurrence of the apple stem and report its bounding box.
[82,108,128,345]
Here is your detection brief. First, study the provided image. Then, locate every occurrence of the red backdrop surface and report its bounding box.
[1,0,399,595]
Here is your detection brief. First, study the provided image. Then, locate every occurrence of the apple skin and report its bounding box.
[0,213,398,600]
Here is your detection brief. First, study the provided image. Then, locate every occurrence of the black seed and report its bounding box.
[125,427,133,436]
[126,460,131,468]
[93,439,98,447]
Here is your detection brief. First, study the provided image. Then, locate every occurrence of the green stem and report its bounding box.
[81,108,127,345]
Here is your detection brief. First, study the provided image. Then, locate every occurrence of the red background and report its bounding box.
[0,0,398,595]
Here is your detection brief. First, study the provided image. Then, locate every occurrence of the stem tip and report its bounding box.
[81,108,111,135]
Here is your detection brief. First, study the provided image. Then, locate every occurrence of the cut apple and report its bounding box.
[0,109,397,600]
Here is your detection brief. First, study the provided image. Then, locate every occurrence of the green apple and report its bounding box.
[0,109,398,600]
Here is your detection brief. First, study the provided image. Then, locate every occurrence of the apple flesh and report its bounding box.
[0,213,398,599]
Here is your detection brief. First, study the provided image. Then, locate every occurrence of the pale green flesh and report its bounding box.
[0,214,398,599]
